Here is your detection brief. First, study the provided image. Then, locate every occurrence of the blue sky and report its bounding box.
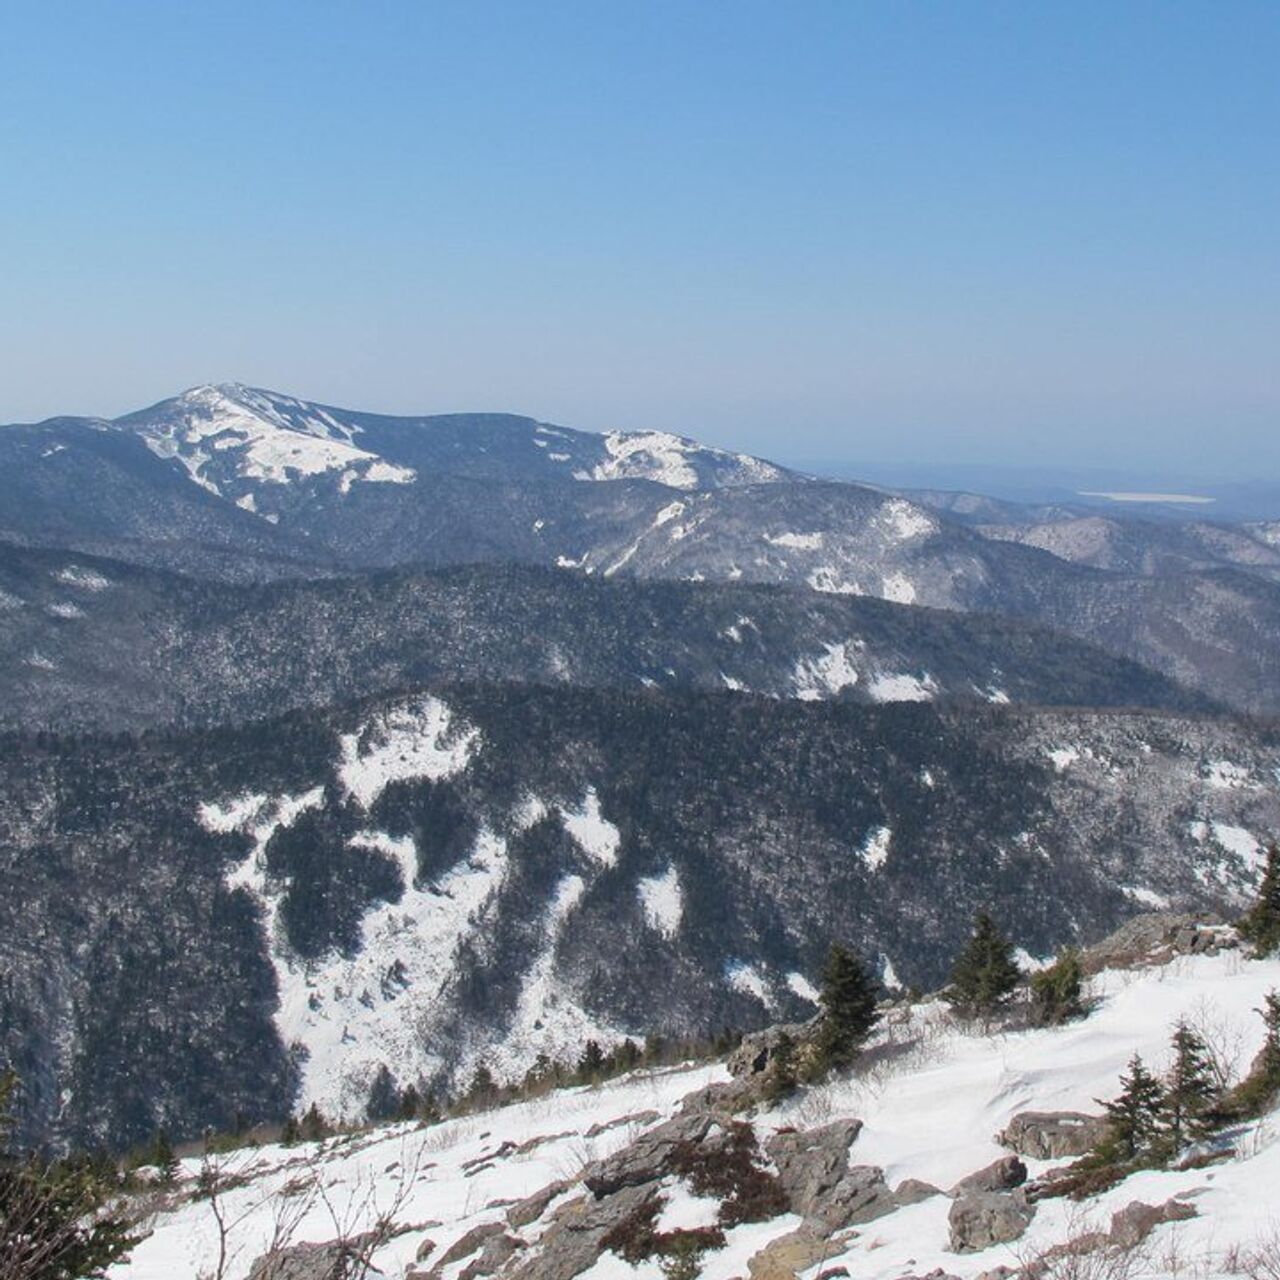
[2,1,1276,475]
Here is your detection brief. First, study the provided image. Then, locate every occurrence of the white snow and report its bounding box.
[764,531,824,550]
[577,430,784,490]
[879,572,916,604]
[636,865,682,938]
[1204,760,1257,790]
[24,651,56,671]
[54,565,111,591]
[337,695,479,809]
[725,960,771,1005]
[110,949,1280,1280]
[877,498,935,541]
[1047,745,1081,770]
[138,385,417,493]
[792,641,861,700]
[983,686,1011,704]
[866,671,937,702]
[46,601,85,619]
[561,788,622,867]
[858,825,892,872]
[786,971,820,1003]
[807,566,864,595]
[653,500,686,527]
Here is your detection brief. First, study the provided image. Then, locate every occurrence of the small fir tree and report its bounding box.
[1162,1022,1218,1153]
[299,1102,329,1143]
[467,1065,499,1109]
[1224,990,1280,1119]
[153,1129,179,1186]
[947,912,1023,1021]
[577,1040,607,1083]
[815,944,881,1071]
[365,1064,399,1123]
[1239,843,1280,956]
[1030,949,1086,1027]
[1097,1053,1166,1165]
[279,1115,301,1145]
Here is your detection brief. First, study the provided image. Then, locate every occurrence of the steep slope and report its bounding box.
[0,543,1215,733]
[112,945,1280,1280]
[3,686,1277,1150]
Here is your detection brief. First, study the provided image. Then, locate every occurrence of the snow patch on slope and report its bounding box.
[561,788,622,867]
[792,641,860,700]
[867,671,937,702]
[859,825,892,871]
[338,695,479,809]
[637,865,682,938]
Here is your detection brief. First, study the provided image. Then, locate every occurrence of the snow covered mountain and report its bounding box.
[4,685,1278,1151]
[6,384,1280,713]
[111,935,1280,1280]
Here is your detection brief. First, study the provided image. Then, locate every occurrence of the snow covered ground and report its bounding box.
[112,947,1280,1280]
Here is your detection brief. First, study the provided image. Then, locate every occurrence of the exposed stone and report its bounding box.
[893,1178,943,1206]
[415,1238,437,1262]
[584,1110,661,1138]
[247,1233,384,1280]
[998,1112,1108,1161]
[432,1221,510,1273]
[746,1225,855,1280]
[582,1112,718,1197]
[458,1231,525,1280]
[728,1023,815,1078]
[948,1191,1035,1253]
[1081,914,1234,975]
[507,1180,570,1229]
[950,1156,1027,1197]
[765,1120,863,1210]
[1108,1198,1198,1249]
[508,1186,659,1280]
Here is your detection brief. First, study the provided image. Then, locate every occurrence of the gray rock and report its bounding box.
[459,1232,525,1280]
[948,1191,1035,1253]
[584,1110,661,1138]
[582,1112,718,1197]
[1108,1198,1198,1248]
[432,1222,511,1273]
[247,1233,383,1280]
[765,1119,892,1231]
[765,1120,864,1211]
[998,1112,1108,1160]
[507,1180,570,1229]
[893,1178,943,1206]
[950,1156,1027,1197]
[727,1023,815,1078]
[508,1186,659,1280]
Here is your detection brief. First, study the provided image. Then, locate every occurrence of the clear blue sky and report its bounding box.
[2,1,1276,475]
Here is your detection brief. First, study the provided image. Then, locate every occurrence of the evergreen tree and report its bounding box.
[1097,1054,1166,1164]
[299,1102,329,1143]
[612,1038,642,1074]
[947,912,1023,1021]
[466,1065,498,1109]
[1239,843,1280,956]
[152,1128,179,1186]
[577,1040,607,1083]
[279,1115,301,1145]
[1223,990,1280,1119]
[1030,949,1086,1027]
[815,944,881,1071]
[1260,989,1280,1083]
[1162,1022,1218,1153]
[398,1083,422,1121]
[0,1071,137,1278]
[365,1064,399,1123]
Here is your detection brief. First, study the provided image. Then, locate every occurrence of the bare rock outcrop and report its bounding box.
[998,1111,1107,1161]
[948,1190,1035,1253]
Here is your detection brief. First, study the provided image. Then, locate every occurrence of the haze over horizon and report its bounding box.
[3,1,1277,477]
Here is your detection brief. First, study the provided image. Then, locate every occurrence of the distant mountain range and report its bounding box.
[3,383,1280,712]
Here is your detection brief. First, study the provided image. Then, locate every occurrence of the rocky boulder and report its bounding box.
[948,1191,1035,1253]
[1081,914,1234,975]
[998,1111,1108,1161]
[582,1112,717,1197]
[1108,1198,1198,1248]
[950,1156,1027,1197]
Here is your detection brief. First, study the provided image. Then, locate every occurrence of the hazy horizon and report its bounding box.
[3,2,1276,477]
